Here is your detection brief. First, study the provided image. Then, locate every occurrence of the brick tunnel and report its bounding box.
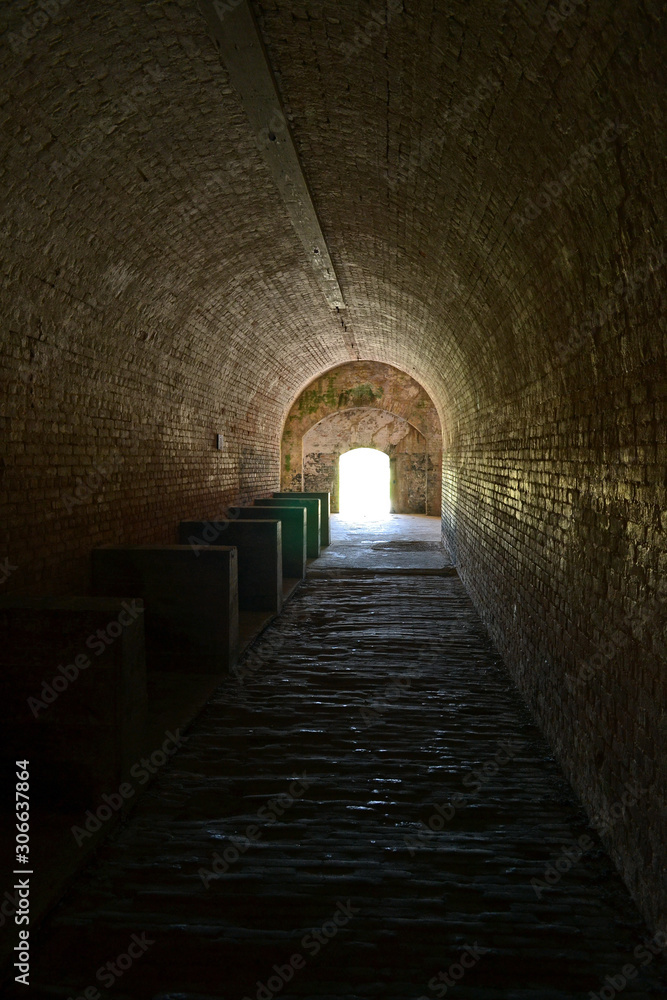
[0,1,665,997]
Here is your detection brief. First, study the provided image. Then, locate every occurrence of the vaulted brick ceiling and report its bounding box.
[6,0,662,437]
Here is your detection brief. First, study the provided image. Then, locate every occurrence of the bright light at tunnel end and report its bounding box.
[339,448,391,518]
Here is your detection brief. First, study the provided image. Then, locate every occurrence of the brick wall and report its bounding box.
[0,318,285,595]
[443,351,667,931]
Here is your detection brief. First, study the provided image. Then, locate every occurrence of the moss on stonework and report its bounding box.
[297,381,333,415]
[284,453,291,472]
[323,376,338,408]
[295,378,384,416]
[338,383,384,408]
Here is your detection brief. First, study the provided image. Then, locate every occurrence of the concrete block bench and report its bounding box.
[0,597,146,809]
[273,492,330,547]
[92,545,238,673]
[233,507,306,580]
[178,520,282,613]
[254,496,321,559]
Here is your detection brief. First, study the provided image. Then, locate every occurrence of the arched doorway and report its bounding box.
[338,448,391,518]
[298,408,432,514]
[280,362,442,516]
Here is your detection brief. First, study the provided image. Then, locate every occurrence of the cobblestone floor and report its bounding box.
[6,576,667,999]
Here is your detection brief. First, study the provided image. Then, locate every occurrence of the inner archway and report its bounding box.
[338,448,390,518]
[280,362,442,516]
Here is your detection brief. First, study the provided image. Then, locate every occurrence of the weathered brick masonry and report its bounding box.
[0,0,664,934]
[443,350,667,932]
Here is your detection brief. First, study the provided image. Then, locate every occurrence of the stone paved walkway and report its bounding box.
[310,516,451,575]
[6,576,667,999]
